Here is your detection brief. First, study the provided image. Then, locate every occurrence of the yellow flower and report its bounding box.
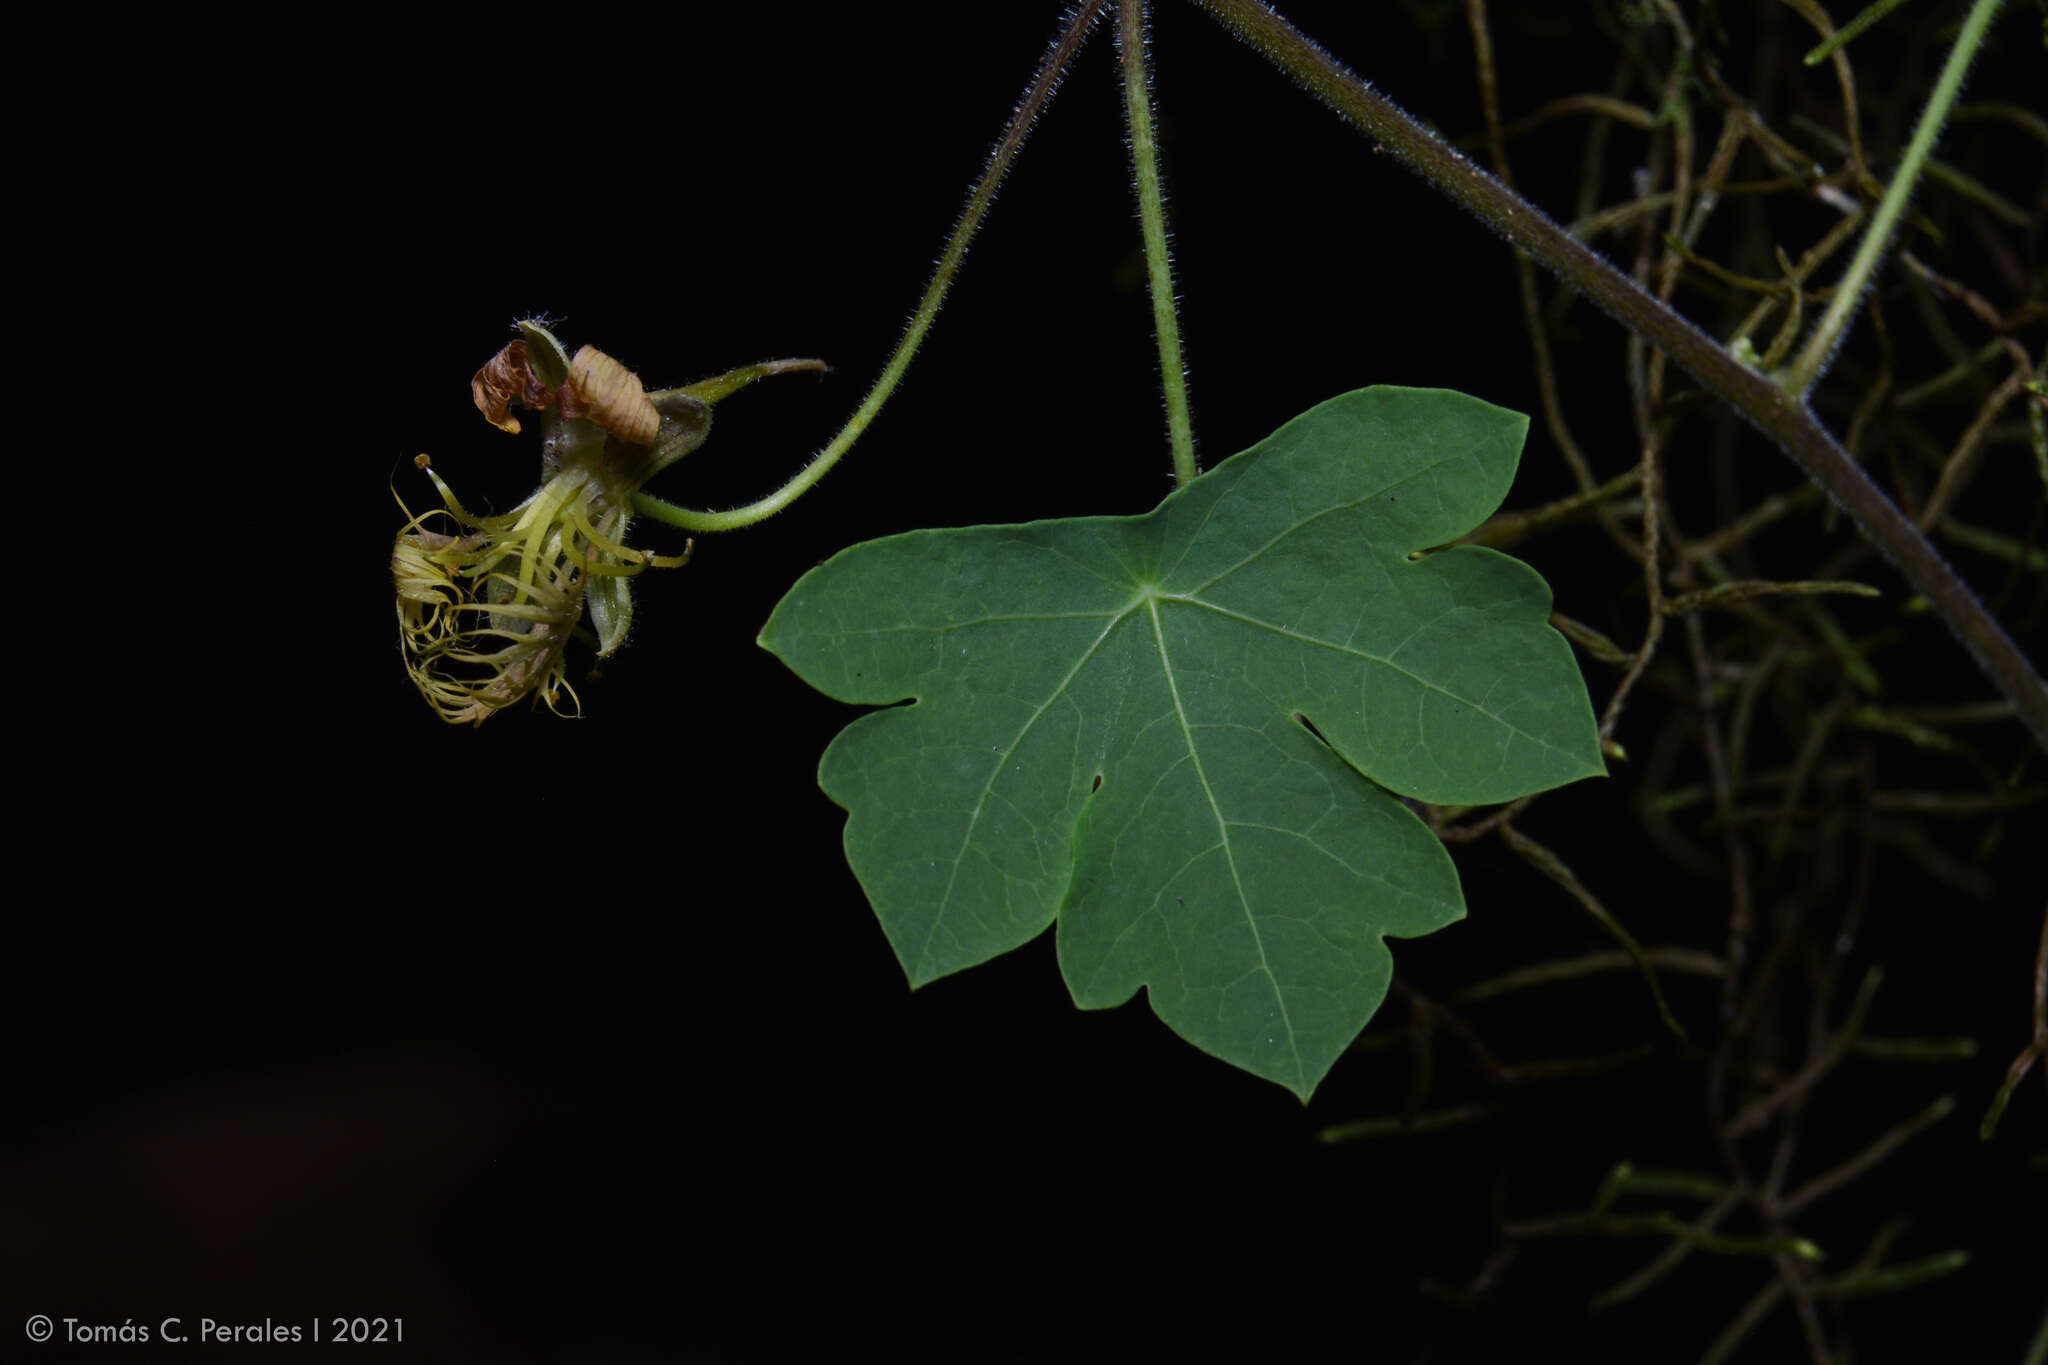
[394,329,698,726]
[393,455,689,725]
[394,322,826,725]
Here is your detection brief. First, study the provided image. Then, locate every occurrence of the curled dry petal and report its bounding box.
[472,340,535,434]
[401,330,750,723]
[569,345,660,446]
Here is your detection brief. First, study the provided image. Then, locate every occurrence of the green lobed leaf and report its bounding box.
[760,387,1604,1098]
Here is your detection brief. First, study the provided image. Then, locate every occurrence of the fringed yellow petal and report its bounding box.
[394,466,584,725]
[394,439,695,724]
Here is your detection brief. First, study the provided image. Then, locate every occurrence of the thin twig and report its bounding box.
[1498,823,1688,1042]
[1591,1189,1741,1310]
[1458,949,1728,1002]
[1662,578,1880,614]
[1467,0,1599,496]
[1460,467,1643,550]
[1728,965,1884,1138]
[1781,1094,1956,1217]
[1979,904,2048,1139]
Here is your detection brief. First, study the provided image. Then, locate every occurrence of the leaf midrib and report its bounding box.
[1144,594,1306,1086]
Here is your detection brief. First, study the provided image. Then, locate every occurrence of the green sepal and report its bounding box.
[518,319,573,390]
[587,571,634,660]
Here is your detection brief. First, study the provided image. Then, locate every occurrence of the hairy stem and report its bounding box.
[1186,0,2047,751]
[1118,0,1199,485]
[632,2,1106,534]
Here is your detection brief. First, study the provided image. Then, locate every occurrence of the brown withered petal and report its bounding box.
[471,339,535,434]
[568,345,661,446]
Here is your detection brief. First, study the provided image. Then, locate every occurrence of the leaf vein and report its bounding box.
[916,605,1139,973]
[1145,597,1305,1083]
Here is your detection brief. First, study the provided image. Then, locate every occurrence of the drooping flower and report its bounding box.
[394,322,827,724]
[393,324,704,725]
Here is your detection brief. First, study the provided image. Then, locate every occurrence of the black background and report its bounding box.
[8,2,2043,1360]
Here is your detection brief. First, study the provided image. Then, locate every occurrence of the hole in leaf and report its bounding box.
[1091,774,1103,792]
[1293,713,1332,748]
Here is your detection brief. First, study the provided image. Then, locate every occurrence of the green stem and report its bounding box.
[1803,0,1913,66]
[1315,1103,1488,1144]
[1660,578,1880,615]
[1782,1094,1956,1217]
[1499,823,1689,1044]
[1823,1249,1971,1300]
[1118,0,1199,486]
[1779,0,2006,395]
[1185,0,2048,753]
[1504,1208,1823,1261]
[631,2,1107,534]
